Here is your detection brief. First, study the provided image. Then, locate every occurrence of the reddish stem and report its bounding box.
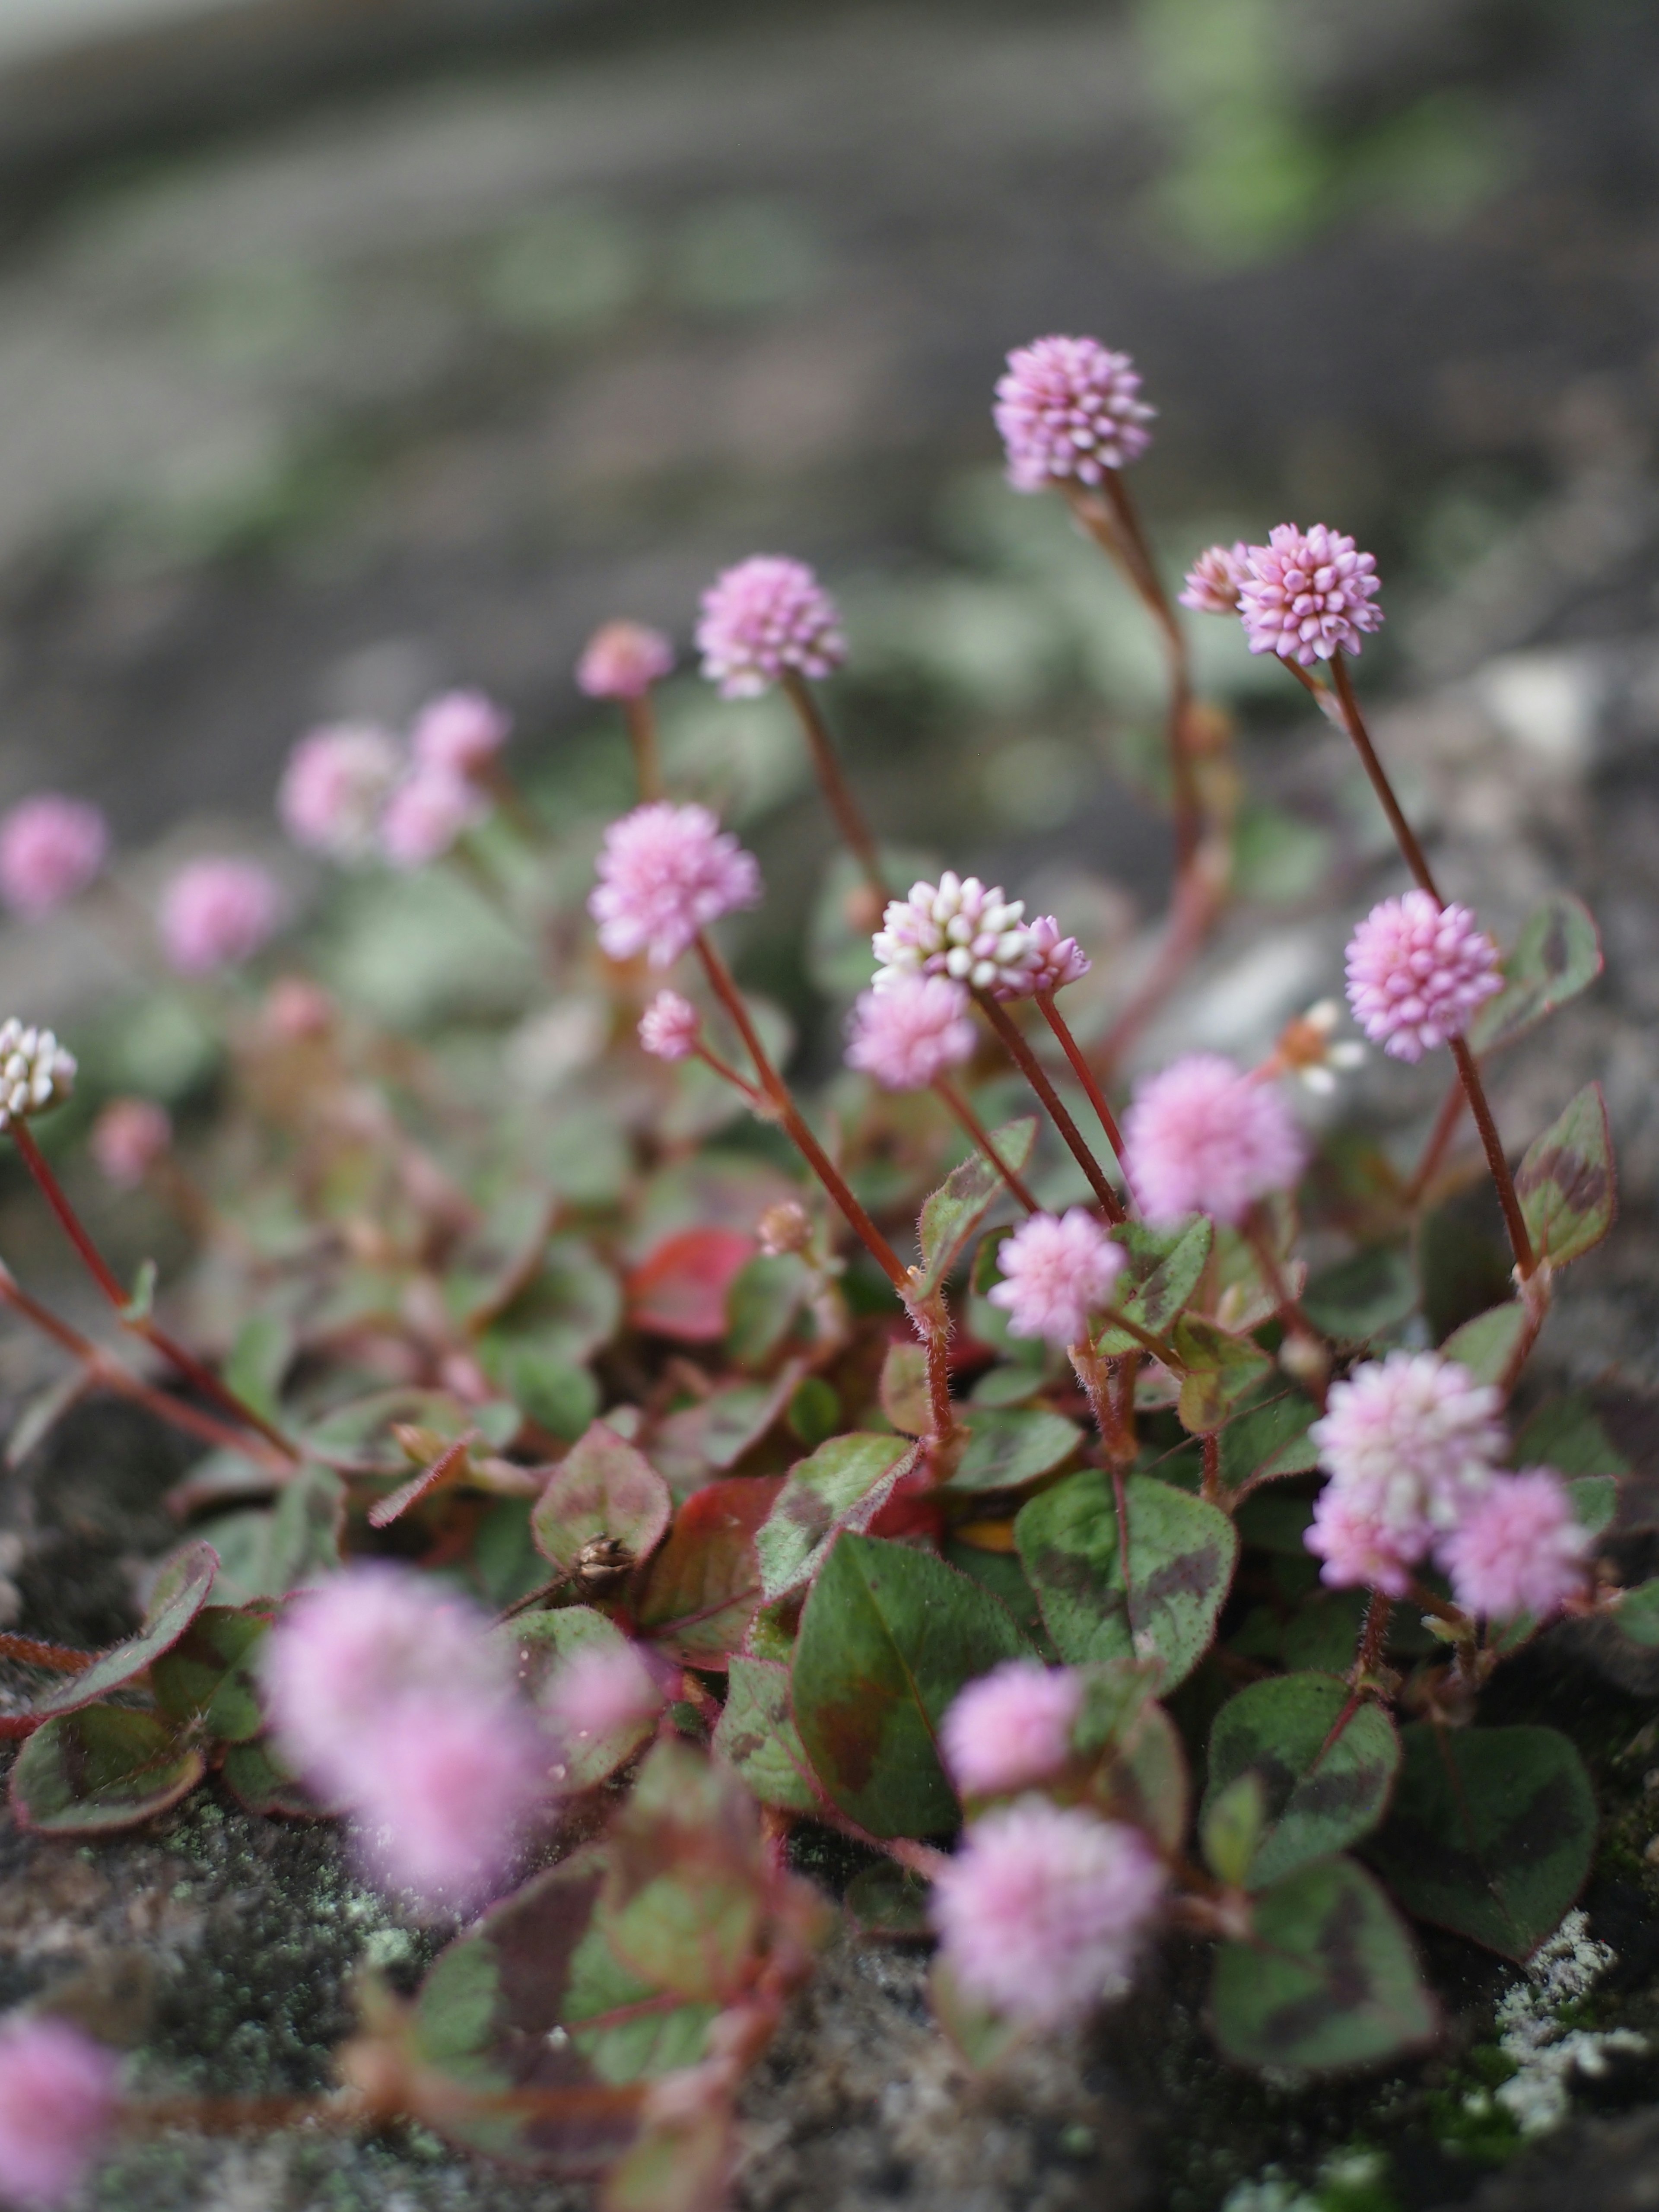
[623,695,663,802]
[1327,653,1442,902]
[0,1630,95,1672]
[1201,1434,1221,1505]
[781,672,887,900]
[1036,993,1126,1167]
[973,991,1125,1222]
[934,1080,1038,1211]
[1449,1037,1536,1281]
[1404,1074,1468,1206]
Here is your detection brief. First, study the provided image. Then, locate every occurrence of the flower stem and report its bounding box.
[1071,1337,1133,1467]
[693,1041,764,1107]
[780,672,887,901]
[1036,992,1126,1166]
[972,990,1125,1222]
[1327,653,1442,902]
[623,696,664,802]
[1449,1038,1535,1280]
[934,1079,1038,1211]
[1403,1074,1468,1206]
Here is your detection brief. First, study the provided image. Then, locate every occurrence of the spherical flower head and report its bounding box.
[1438,1469,1590,1622]
[379,766,487,871]
[588,802,762,967]
[1123,1054,1306,1227]
[276,724,400,861]
[1344,891,1502,1063]
[1178,542,1249,616]
[695,556,845,700]
[870,872,1038,997]
[1238,524,1382,666]
[1000,914,1091,999]
[411,690,512,777]
[90,1098,171,1190]
[940,1661,1084,1798]
[0,796,108,919]
[1308,1351,1503,1567]
[159,857,281,976]
[988,1208,1126,1348]
[349,1691,543,1910]
[845,975,975,1092]
[1304,1479,1420,1596]
[578,620,675,702]
[993,336,1156,493]
[543,1640,666,1756]
[0,1020,76,1131]
[931,1800,1164,2029]
[639,989,699,1062]
[0,2015,120,2209]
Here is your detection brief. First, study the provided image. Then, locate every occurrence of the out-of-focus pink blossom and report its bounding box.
[870,873,1039,998]
[993,336,1155,493]
[639,990,699,1062]
[0,796,109,918]
[845,975,976,1092]
[379,768,487,870]
[1178,543,1249,616]
[578,621,675,702]
[1439,1469,1590,1621]
[263,975,335,1042]
[1004,915,1091,998]
[0,2014,120,2210]
[543,1640,666,1756]
[276,725,400,861]
[349,1694,544,1908]
[411,690,512,777]
[1304,1480,1421,1597]
[90,1098,171,1191]
[1122,1054,1306,1227]
[159,858,281,976]
[695,557,845,699]
[931,1799,1164,2028]
[1344,891,1502,1062]
[1238,524,1382,666]
[940,1661,1083,1798]
[988,1208,1126,1348]
[589,803,762,967]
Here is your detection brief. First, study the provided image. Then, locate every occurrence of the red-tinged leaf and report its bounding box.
[604,2110,732,2212]
[754,1433,918,1601]
[19,1541,218,1725]
[633,1477,784,1669]
[10,1707,206,1832]
[1516,1081,1615,1269]
[532,1423,672,1579]
[600,1741,765,2003]
[712,1656,823,1815]
[220,1738,317,1818]
[149,1605,269,1740]
[647,1363,807,1500]
[913,1117,1037,1297]
[505,1607,659,1790]
[628,1229,757,1344]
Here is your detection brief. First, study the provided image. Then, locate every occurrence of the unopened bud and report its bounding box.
[757,1200,812,1258]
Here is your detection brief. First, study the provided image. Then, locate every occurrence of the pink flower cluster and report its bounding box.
[1439,1469,1591,1621]
[696,557,845,699]
[1122,1054,1306,1227]
[931,1799,1164,2028]
[412,690,511,776]
[1237,524,1383,666]
[988,1208,1126,1348]
[262,1564,544,1908]
[1178,542,1249,616]
[275,689,510,871]
[578,620,675,702]
[994,336,1156,493]
[159,857,282,976]
[941,1661,1083,1797]
[379,766,486,871]
[870,873,1041,998]
[589,802,762,967]
[90,1098,171,1190]
[1021,914,1091,995]
[0,2015,120,2210]
[845,975,976,1092]
[1344,891,1502,1062]
[278,724,400,861]
[639,989,700,1061]
[0,795,108,919]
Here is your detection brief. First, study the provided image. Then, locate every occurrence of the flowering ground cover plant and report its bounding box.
[0,331,1643,2210]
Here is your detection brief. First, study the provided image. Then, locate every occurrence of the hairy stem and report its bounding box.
[781,671,887,901]
[1327,653,1442,902]
[1448,1038,1536,1281]
[973,991,1125,1221]
[1036,993,1126,1166]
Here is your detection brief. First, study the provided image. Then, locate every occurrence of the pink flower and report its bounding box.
[349,1694,543,1909]
[1004,914,1091,998]
[1238,524,1383,666]
[845,975,976,1091]
[0,2016,119,2209]
[90,1098,171,1190]
[695,557,845,699]
[640,989,699,1061]
[543,1641,666,1757]
[940,1661,1083,1797]
[263,975,334,1041]
[0,795,108,919]
[411,690,511,777]
[993,336,1156,493]
[988,1208,1126,1348]
[379,767,487,869]
[589,802,762,967]
[159,858,281,975]
[1304,1480,1420,1597]
[1122,1054,1306,1227]
[276,724,400,861]
[870,873,1039,997]
[1178,542,1249,616]
[1438,1469,1590,1621]
[1344,891,1502,1063]
[931,1800,1164,2028]
[578,621,675,702]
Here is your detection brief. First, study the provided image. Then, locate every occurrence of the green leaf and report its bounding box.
[1301,1247,1417,1343]
[505,1607,658,1789]
[220,1738,314,1817]
[944,1408,1082,1495]
[222,1312,294,1427]
[791,1534,1030,1836]
[1217,1392,1319,1495]
[912,1118,1037,1297]
[1210,1858,1437,2071]
[879,1341,931,1438]
[531,1422,672,1580]
[1615,1582,1659,1647]
[725,1253,810,1369]
[1173,1316,1273,1436]
[1569,1475,1619,1537]
[599,1742,764,2003]
[755,1434,916,1601]
[1017,1472,1237,1690]
[1202,1771,1268,1888]
[22,1539,219,1722]
[10,1707,205,1832]
[1516,1082,1615,1268]
[1365,1723,1597,1961]
[563,1924,717,2082]
[711,1656,821,1814]
[787,1376,841,1449]
[121,1258,157,1323]
[1514,1395,1629,1480]
[1096,1217,1214,1356]
[1440,1302,1528,1386]
[647,1369,804,1500]
[634,1477,783,1668]
[149,1604,268,1740]
[484,1346,598,1442]
[1204,1674,1401,1890]
[1468,891,1602,1056]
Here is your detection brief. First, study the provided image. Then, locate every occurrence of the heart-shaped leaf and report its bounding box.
[21,1540,219,1723]
[944,1408,1082,1495]
[505,1607,658,1790]
[599,1741,765,2003]
[1204,1673,1400,1890]
[712,1656,822,1814]
[10,1707,206,1832]
[1015,1471,1237,1691]
[1514,1395,1629,1478]
[1210,1857,1437,2071]
[634,1477,783,1669]
[646,1367,805,1500]
[1467,891,1602,1056]
[1516,1082,1615,1269]
[532,1423,672,1580]
[1365,1723,1596,1960]
[1096,1217,1214,1355]
[1439,1303,1528,1387]
[912,1118,1036,1298]
[755,1434,917,1601]
[791,1534,1030,1836]
[149,1604,268,1741]
[563,1923,718,2082]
